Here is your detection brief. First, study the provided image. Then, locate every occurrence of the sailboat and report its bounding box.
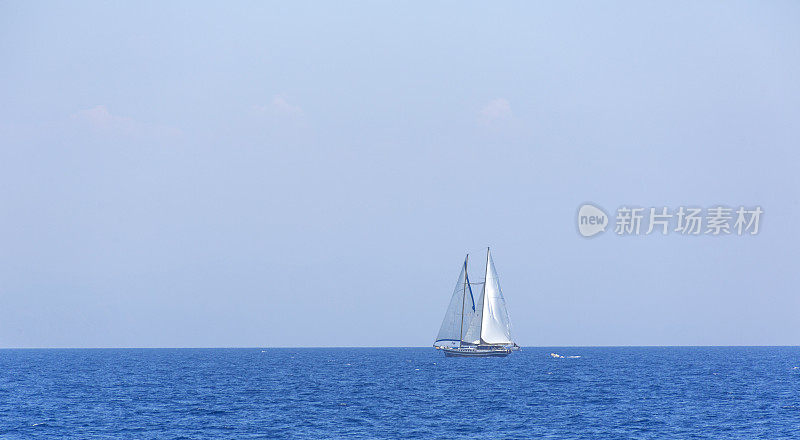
[434,248,520,357]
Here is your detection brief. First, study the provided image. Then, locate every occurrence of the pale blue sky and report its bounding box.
[1,2,799,347]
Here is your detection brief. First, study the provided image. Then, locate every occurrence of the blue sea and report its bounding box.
[1,347,799,439]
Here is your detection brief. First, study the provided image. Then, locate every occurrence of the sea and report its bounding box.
[1,347,799,439]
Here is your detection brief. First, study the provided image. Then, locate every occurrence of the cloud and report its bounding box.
[253,95,304,117]
[478,98,513,126]
[71,105,181,137]
[270,96,303,116]
[73,105,134,130]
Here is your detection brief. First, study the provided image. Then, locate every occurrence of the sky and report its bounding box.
[1,1,799,348]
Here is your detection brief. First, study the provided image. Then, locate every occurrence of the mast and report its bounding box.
[458,255,468,348]
[478,247,490,345]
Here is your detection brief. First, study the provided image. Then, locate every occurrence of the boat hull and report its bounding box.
[441,347,511,357]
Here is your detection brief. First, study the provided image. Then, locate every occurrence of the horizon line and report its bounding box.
[1,344,798,350]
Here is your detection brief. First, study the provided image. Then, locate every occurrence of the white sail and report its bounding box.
[480,250,514,345]
[461,280,484,345]
[434,258,473,346]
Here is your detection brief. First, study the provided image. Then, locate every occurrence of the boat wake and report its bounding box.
[550,353,581,359]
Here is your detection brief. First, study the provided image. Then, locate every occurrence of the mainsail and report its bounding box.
[479,250,514,344]
[434,257,475,345]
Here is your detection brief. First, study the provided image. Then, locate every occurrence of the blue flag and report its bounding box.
[464,263,475,312]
